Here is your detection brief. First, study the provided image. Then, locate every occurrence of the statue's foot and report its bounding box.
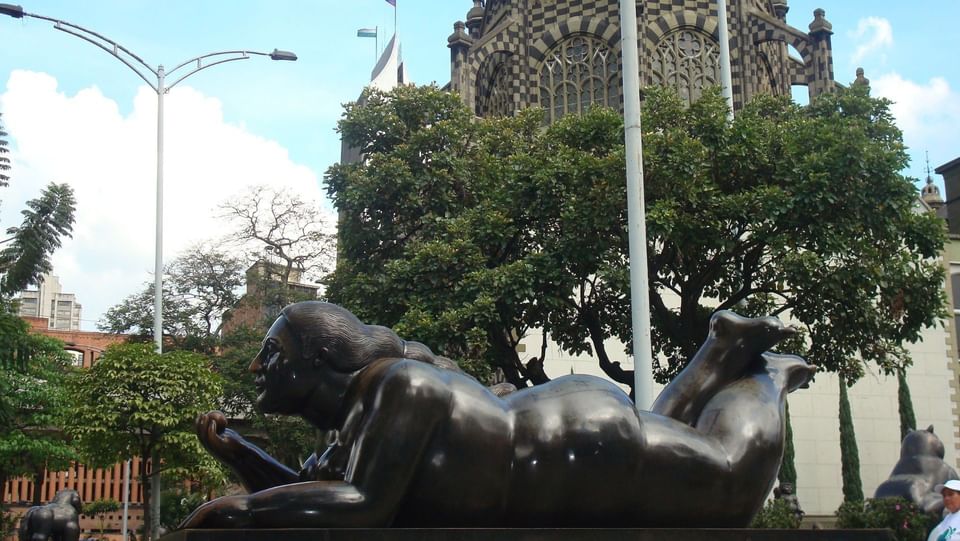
[761,352,817,394]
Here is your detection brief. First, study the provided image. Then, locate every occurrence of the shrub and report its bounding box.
[82,498,121,539]
[751,498,803,529]
[159,489,207,531]
[836,497,939,541]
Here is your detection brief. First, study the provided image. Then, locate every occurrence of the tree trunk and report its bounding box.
[0,470,7,514]
[838,376,863,502]
[583,310,634,397]
[150,449,161,541]
[140,455,152,541]
[32,468,44,506]
[897,368,917,441]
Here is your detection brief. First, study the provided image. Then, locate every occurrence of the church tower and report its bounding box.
[448,0,835,122]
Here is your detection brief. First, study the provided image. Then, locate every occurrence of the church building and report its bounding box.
[447,0,835,121]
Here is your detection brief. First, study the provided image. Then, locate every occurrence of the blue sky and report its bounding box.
[1,1,957,330]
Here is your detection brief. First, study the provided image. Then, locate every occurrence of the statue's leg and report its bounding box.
[675,353,814,526]
[61,521,81,541]
[651,311,795,425]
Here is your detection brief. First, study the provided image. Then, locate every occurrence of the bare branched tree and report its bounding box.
[218,185,336,286]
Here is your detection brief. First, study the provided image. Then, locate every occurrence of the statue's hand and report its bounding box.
[196,411,243,461]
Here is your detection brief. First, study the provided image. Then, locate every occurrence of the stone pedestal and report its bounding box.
[162,529,894,541]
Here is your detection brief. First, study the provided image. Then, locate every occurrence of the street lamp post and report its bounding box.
[0,5,296,540]
[0,3,296,355]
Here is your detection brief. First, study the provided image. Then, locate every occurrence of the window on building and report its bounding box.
[477,59,514,118]
[66,350,84,367]
[650,29,721,104]
[538,34,620,124]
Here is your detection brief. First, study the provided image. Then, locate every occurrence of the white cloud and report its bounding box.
[850,17,893,64]
[0,70,330,330]
[871,72,960,176]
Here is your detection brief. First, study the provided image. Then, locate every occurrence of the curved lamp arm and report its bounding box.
[0,4,298,94]
[165,49,296,91]
[1,4,159,91]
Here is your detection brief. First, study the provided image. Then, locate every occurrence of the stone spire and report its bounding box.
[806,9,835,97]
[921,152,944,210]
[466,0,485,39]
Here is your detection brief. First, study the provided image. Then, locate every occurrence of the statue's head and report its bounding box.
[901,425,944,459]
[249,302,377,426]
[53,489,81,513]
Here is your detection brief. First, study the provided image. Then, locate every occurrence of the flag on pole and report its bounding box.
[386,0,396,6]
[357,28,377,38]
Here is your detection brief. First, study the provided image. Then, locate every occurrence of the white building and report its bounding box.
[17,273,82,331]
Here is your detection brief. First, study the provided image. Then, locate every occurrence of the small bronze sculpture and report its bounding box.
[183,302,815,529]
[774,482,805,523]
[18,489,82,541]
[853,67,870,89]
[874,425,959,514]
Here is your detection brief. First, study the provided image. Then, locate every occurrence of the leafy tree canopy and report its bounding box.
[0,112,77,297]
[0,311,76,502]
[64,342,224,539]
[326,84,944,395]
[98,245,245,352]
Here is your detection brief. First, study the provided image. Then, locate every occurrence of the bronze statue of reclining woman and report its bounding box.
[181,301,815,529]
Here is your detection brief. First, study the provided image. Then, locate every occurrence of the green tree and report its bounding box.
[0,112,77,297]
[328,85,623,387]
[778,402,797,487]
[897,368,917,440]
[327,84,944,394]
[63,343,223,541]
[0,182,76,296]
[82,498,121,539]
[0,312,76,507]
[839,376,864,502]
[99,245,245,352]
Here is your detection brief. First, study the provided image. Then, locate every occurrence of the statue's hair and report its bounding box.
[280,301,462,374]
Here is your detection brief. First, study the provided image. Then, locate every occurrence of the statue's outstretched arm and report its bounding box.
[183,363,449,529]
[197,411,299,492]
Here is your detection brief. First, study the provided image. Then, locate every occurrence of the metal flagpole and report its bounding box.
[122,459,130,541]
[619,0,655,410]
[717,0,735,120]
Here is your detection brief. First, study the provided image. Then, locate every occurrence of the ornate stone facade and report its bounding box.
[448,0,836,120]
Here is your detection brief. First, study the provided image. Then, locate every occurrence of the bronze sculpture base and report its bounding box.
[163,528,894,541]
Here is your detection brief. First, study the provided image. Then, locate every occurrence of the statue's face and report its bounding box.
[249,315,314,415]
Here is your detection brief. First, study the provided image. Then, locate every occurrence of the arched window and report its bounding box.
[477,59,514,118]
[538,34,620,124]
[650,29,721,104]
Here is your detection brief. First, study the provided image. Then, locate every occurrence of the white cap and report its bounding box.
[936,480,960,493]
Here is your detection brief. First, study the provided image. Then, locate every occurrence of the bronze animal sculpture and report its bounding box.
[874,425,959,514]
[182,302,815,529]
[18,489,82,541]
[774,482,805,523]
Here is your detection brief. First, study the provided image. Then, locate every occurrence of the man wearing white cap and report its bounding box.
[929,480,960,541]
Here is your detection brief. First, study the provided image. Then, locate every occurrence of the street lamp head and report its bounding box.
[270,49,297,61]
[0,3,24,18]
